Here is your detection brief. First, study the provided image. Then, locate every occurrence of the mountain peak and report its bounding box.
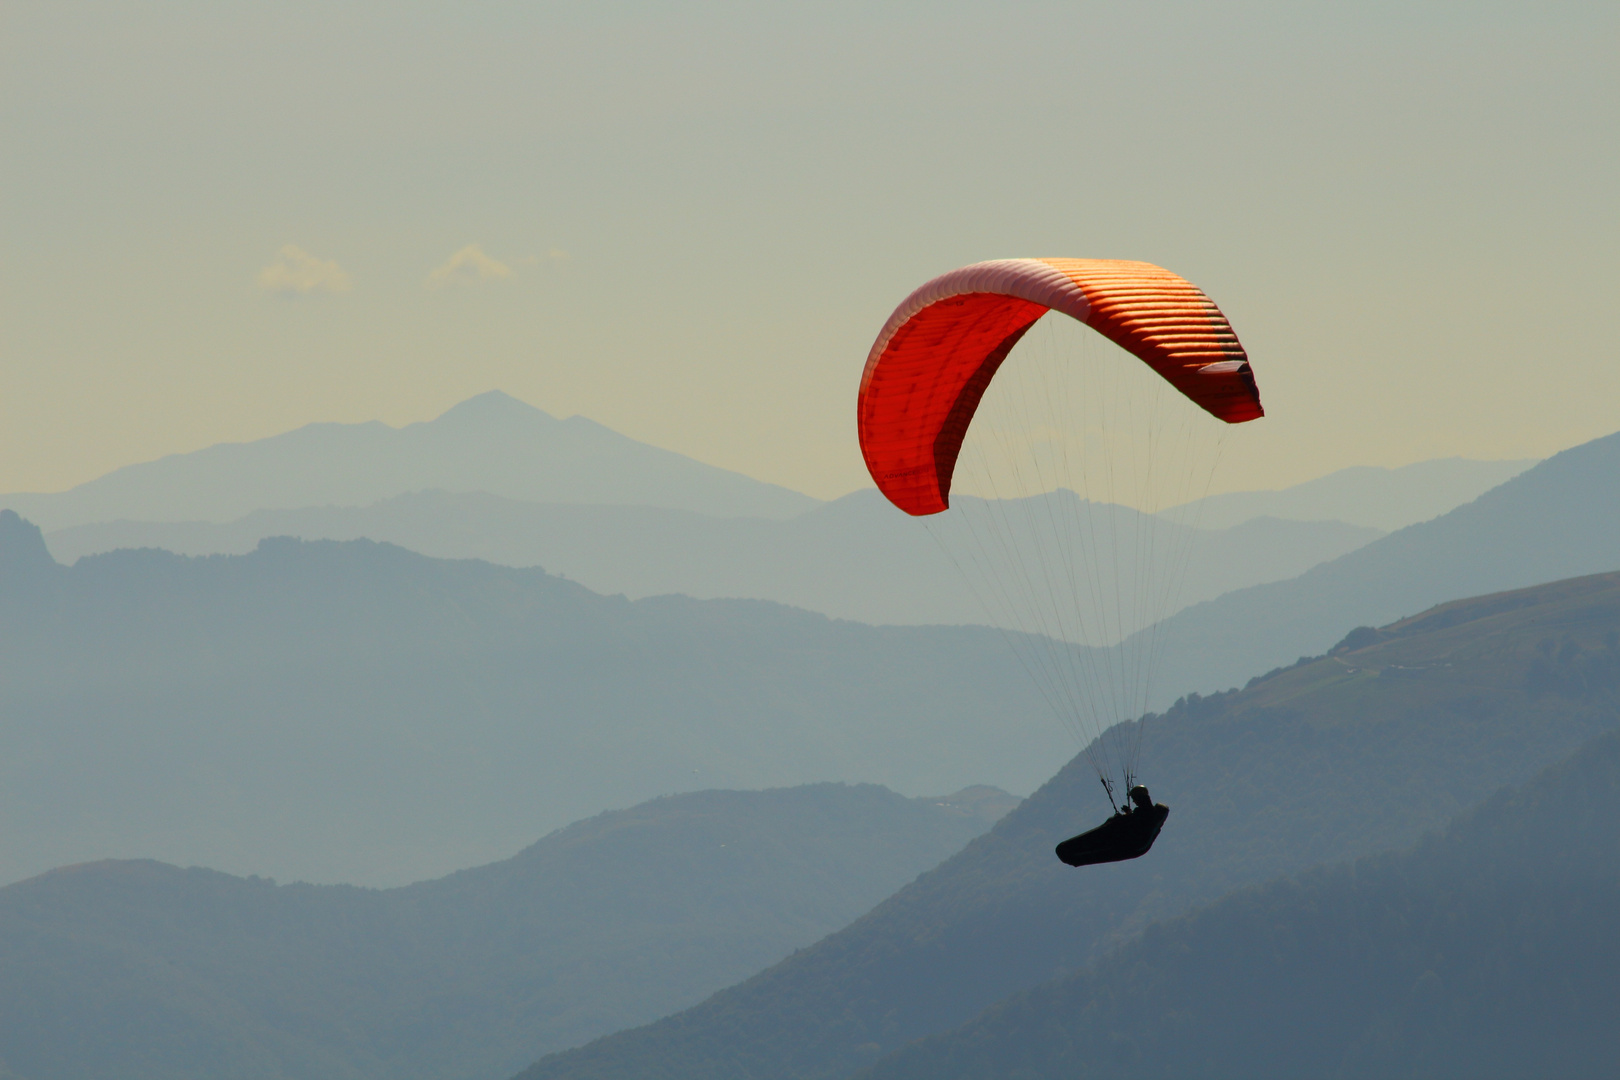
[432,390,556,426]
[0,390,818,529]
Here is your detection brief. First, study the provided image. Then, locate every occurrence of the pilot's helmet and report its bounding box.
[1127,785,1152,809]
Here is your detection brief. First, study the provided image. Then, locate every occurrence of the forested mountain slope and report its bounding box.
[0,783,1011,1080]
[518,571,1620,1080]
[1132,427,1620,705]
[0,511,1056,887]
[865,729,1620,1080]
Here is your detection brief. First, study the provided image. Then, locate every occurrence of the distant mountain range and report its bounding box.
[0,391,820,529]
[5,392,1549,642]
[1,428,1610,888]
[517,570,1620,1080]
[0,511,1060,888]
[1129,428,1620,705]
[0,391,1529,540]
[0,782,1014,1080]
[43,491,1382,640]
[0,393,1607,1080]
[865,730,1620,1080]
[1169,456,1534,531]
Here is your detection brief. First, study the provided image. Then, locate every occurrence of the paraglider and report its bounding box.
[1055,785,1170,867]
[857,258,1261,516]
[855,258,1262,866]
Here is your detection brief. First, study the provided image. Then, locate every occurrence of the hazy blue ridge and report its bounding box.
[514,571,1620,1080]
[861,727,1620,1080]
[1130,427,1620,708]
[0,392,820,529]
[0,511,1062,888]
[0,782,1013,1080]
[1171,456,1535,531]
[42,491,1382,635]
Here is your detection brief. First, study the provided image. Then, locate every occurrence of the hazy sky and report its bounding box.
[3,2,1615,499]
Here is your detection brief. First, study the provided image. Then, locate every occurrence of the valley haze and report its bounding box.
[0,406,1598,894]
[16,392,1529,640]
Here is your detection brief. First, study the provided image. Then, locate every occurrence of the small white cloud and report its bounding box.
[258,245,353,295]
[426,244,512,288]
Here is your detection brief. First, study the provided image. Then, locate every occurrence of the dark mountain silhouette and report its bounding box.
[516,571,1620,1080]
[0,511,1060,888]
[0,782,1013,1080]
[0,392,819,529]
[863,729,1620,1080]
[1129,427,1620,706]
[42,491,1380,638]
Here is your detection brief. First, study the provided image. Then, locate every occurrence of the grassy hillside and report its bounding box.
[0,783,1012,1080]
[864,729,1620,1079]
[0,511,1059,887]
[518,571,1620,1080]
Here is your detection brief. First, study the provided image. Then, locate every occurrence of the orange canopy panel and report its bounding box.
[856,258,1263,516]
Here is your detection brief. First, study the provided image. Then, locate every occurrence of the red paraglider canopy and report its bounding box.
[857,258,1262,516]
